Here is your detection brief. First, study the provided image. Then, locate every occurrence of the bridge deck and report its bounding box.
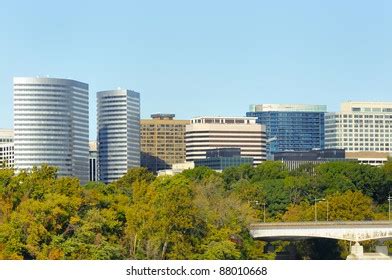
[249,221,392,242]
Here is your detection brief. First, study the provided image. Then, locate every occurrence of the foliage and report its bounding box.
[0,159,391,260]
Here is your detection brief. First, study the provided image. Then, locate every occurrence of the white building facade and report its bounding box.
[97,89,140,183]
[13,77,89,183]
[325,102,392,165]
[325,102,392,152]
[185,117,266,165]
[0,129,14,168]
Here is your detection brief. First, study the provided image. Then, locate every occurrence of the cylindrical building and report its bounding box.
[97,89,140,183]
[13,77,89,183]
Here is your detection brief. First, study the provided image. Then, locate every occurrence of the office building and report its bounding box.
[194,148,254,171]
[344,151,390,166]
[0,129,14,168]
[325,102,392,165]
[13,77,89,183]
[89,141,98,181]
[273,149,347,171]
[186,116,266,165]
[97,89,140,183]
[325,101,392,152]
[141,114,189,172]
[246,104,326,155]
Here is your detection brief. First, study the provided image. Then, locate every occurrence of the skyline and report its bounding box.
[1,0,392,139]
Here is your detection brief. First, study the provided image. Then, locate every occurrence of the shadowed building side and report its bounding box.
[97,89,140,184]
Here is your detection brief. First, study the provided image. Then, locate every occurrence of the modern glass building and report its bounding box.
[194,148,253,171]
[194,157,253,171]
[246,104,326,155]
[13,77,89,183]
[97,89,140,183]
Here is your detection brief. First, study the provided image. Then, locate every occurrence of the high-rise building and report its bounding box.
[13,77,89,183]
[325,101,392,165]
[185,116,266,165]
[0,129,14,168]
[246,104,326,155]
[97,89,140,183]
[140,114,189,172]
[89,141,98,182]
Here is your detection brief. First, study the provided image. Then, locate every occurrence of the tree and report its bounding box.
[222,164,255,189]
[252,161,288,182]
[181,166,218,182]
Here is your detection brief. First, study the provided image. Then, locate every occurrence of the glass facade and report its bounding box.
[194,156,253,171]
[246,111,325,153]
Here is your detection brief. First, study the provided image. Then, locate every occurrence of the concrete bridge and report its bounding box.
[250,221,392,242]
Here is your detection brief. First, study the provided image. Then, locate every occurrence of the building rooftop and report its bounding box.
[340,101,392,113]
[249,104,327,113]
[191,116,257,124]
[150,113,175,120]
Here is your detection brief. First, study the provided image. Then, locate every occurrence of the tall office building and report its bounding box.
[325,101,392,165]
[0,129,14,168]
[97,89,140,183]
[140,114,189,172]
[89,141,98,181]
[13,77,89,183]
[246,104,326,154]
[186,116,266,165]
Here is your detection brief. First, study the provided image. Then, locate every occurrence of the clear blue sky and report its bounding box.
[1,0,391,139]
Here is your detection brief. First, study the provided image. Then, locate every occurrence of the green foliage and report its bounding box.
[181,166,218,182]
[0,160,391,260]
[282,190,375,222]
[222,164,255,189]
[252,161,288,181]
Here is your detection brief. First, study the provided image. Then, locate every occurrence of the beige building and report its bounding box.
[186,117,267,165]
[345,151,390,166]
[325,101,392,165]
[141,114,190,172]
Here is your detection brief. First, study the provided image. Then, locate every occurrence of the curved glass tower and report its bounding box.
[13,77,89,183]
[97,89,140,183]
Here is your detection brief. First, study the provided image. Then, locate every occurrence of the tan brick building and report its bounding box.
[141,114,189,172]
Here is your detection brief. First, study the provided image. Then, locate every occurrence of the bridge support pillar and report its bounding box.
[346,242,364,259]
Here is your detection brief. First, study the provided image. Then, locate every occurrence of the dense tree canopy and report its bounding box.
[0,160,391,260]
